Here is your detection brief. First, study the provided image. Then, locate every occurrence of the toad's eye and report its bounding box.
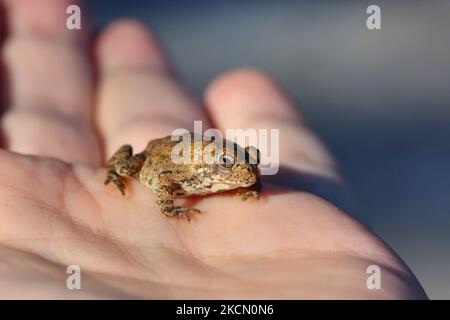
[218,154,235,169]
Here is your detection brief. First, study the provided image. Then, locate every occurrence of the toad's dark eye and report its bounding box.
[218,154,235,169]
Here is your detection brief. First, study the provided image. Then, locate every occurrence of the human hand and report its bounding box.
[0,0,426,299]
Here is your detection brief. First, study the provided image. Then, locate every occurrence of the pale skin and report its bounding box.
[0,0,427,299]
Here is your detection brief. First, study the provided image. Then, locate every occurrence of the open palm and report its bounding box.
[0,0,426,299]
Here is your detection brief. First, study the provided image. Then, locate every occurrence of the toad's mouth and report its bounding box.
[210,181,255,192]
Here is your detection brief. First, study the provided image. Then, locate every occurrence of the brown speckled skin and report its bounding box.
[105,134,260,221]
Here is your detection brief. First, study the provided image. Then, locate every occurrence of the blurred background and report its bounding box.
[90,0,450,299]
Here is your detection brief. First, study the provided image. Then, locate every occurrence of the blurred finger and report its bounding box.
[205,68,338,178]
[96,20,208,157]
[1,0,101,164]
[0,3,7,116]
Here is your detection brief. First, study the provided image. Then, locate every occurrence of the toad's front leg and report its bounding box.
[236,179,261,201]
[157,171,201,222]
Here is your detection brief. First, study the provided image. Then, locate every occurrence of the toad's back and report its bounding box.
[138,136,182,188]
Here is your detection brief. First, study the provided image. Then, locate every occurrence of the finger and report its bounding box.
[96,20,208,157]
[1,0,101,164]
[205,68,338,179]
[0,3,7,116]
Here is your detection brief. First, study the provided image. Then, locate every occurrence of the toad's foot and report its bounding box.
[162,206,201,222]
[237,189,260,201]
[236,181,261,201]
[104,171,126,196]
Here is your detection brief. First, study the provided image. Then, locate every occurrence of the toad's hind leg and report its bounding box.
[157,171,201,222]
[104,144,145,196]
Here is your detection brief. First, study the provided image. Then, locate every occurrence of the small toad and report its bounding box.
[104,133,261,221]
